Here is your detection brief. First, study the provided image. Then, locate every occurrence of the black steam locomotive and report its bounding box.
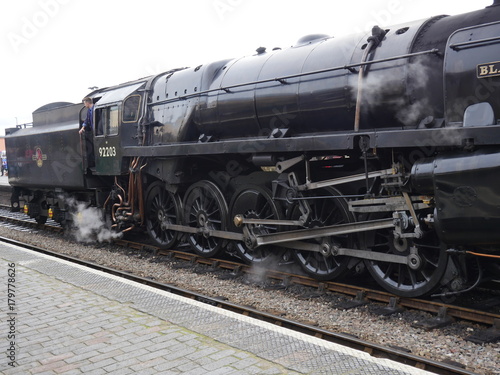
[6,2,500,297]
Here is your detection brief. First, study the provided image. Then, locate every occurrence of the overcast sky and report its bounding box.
[0,0,493,133]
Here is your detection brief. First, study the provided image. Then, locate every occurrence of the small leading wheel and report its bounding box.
[145,182,182,249]
[364,225,448,297]
[183,180,228,257]
[230,186,284,264]
[35,200,48,224]
[35,215,47,225]
[292,187,355,280]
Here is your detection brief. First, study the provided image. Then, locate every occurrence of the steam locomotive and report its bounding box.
[6,2,500,297]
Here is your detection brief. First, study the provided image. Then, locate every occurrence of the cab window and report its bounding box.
[123,95,141,123]
[96,106,119,136]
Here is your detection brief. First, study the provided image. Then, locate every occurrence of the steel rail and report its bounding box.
[0,209,499,327]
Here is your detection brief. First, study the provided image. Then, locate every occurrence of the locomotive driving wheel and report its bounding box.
[364,222,448,297]
[230,185,284,264]
[145,182,181,249]
[183,180,228,257]
[291,187,355,280]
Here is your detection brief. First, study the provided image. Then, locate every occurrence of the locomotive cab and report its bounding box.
[89,81,146,175]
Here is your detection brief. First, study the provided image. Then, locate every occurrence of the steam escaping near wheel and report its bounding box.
[247,254,287,286]
[65,197,122,243]
[245,264,269,285]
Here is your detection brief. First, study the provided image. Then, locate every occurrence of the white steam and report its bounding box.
[248,264,269,285]
[395,97,430,126]
[359,58,432,127]
[64,197,122,243]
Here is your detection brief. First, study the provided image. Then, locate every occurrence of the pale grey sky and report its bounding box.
[0,0,493,132]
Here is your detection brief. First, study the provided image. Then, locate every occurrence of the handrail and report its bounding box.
[149,49,440,106]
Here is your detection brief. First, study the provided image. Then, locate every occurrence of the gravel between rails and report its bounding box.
[0,225,499,375]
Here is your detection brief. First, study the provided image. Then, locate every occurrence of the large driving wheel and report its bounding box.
[364,224,448,297]
[145,182,181,249]
[230,186,284,264]
[183,180,228,257]
[292,187,355,280]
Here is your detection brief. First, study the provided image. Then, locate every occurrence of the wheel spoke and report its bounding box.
[365,223,448,297]
[230,186,283,264]
[292,187,354,281]
[184,180,228,257]
[145,182,181,249]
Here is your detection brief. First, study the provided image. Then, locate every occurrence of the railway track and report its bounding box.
[0,232,484,375]
[0,205,499,335]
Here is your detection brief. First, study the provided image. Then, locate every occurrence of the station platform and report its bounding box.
[0,242,435,375]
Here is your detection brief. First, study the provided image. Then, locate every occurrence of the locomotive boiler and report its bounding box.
[6,2,500,297]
